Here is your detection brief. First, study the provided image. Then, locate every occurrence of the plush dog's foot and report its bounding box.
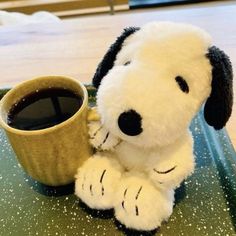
[75,155,122,209]
[88,121,120,151]
[114,174,174,231]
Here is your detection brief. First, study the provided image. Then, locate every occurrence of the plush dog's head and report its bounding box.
[93,22,233,148]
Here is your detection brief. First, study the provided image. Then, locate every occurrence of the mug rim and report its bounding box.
[0,75,88,136]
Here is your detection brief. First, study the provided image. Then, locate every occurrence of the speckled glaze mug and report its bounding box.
[0,76,97,186]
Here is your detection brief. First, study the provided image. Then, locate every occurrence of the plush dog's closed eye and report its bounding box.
[124,61,131,66]
[175,76,189,93]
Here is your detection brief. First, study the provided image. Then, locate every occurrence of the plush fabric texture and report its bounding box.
[96,22,213,148]
[204,46,233,130]
[75,22,233,231]
[92,27,140,88]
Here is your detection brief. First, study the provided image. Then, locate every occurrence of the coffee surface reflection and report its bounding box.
[7,88,83,130]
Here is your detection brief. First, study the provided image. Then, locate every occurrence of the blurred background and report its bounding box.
[0,0,235,19]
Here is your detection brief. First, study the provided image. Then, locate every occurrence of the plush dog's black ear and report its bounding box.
[92,27,140,89]
[204,46,233,130]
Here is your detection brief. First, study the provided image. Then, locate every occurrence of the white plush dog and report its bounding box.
[75,22,233,231]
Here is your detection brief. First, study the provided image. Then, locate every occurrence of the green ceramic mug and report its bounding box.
[0,76,98,186]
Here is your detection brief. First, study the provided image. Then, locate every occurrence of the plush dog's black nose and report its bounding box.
[118,109,143,136]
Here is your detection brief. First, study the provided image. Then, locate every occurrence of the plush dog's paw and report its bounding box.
[88,121,120,151]
[75,155,122,209]
[114,174,174,231]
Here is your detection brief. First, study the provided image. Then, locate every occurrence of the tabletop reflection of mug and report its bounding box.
[0,76,98,186]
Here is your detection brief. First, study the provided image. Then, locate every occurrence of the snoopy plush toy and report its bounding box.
[75,22,233,231]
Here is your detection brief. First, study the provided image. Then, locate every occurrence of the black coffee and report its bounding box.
[7,88,83,130]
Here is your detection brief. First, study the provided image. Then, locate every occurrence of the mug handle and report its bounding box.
[87,107,100,122]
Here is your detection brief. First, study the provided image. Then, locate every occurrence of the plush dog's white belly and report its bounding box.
[115,142,159,171]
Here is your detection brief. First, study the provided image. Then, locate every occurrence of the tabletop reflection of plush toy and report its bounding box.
[75,22,233,231]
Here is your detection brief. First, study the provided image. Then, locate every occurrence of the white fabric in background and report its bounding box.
[0,11,60,26]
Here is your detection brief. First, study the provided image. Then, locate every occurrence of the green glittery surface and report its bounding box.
[0,87,236,236]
